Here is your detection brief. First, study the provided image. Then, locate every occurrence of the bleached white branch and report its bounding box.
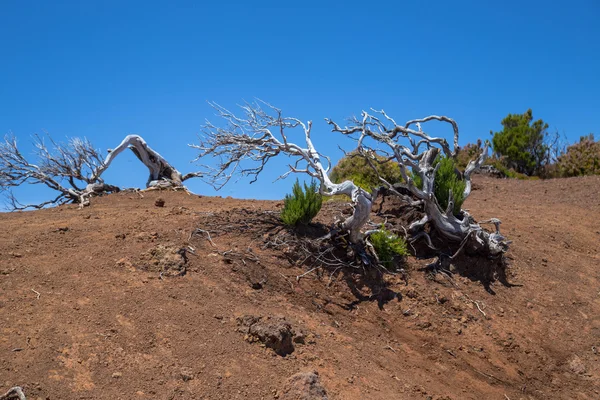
[1,133,201,210]
[327,110,508,256]
[192,101,373,243]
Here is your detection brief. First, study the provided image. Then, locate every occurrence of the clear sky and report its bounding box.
[1,0,599,206]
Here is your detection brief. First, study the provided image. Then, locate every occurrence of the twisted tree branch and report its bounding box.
[192,101,373,243]
[1,133,201,210]
[327,110,509,257]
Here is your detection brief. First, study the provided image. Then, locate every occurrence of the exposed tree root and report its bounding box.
[328,110,511,260]
[0,387,26,400]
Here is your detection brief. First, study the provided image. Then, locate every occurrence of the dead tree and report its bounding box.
[0,134,200,210]
[191,101,373,243]
[327,110,509,258]
[93,135,202,188]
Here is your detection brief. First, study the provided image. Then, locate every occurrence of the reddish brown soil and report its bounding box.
[1,175,600,400]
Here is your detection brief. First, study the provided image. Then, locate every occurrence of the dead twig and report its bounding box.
[296,266,322,282]
[470,366,508,385]
[30,289,40,300]
[384,345,397,353]
[190,228,216,247]
[464,294,487,317]
[277,272,295,290]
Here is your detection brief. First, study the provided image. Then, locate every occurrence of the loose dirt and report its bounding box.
[1,175,599,399]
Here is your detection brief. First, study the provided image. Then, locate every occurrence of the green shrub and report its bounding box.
[412,156,465,215]
[434,157,466,215]
[281,179,323,226]
[370,226,408,270]
[556,134,600,177]
[491,109,551,176]
[330,151,403,192]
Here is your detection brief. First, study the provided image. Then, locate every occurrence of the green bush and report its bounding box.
[370,226,408,270]
[490,109,551,176]
[434,157,466,215]
[281,179,323,226]
[556,134,600,177]
[412,156,466,215]
[330,151,403,192]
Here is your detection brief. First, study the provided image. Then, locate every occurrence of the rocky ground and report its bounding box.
[1,175,599,399]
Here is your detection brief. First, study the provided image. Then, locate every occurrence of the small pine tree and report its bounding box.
[491,109,550,176]
[369,226,408,270]
[280,179,323,226]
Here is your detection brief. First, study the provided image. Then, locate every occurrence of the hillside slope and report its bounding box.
[1,175,599,399]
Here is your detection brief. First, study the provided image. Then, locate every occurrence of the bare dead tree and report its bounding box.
[190,101,373,243]
[93,134,202,188]
[0,134,115,209]
[327,110,509,258]
[1,133,201,210]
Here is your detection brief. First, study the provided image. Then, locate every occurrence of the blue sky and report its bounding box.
[1,0,599,206]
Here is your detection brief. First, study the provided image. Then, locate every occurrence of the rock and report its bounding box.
[155,198,165,207]
[112,372,122,378]
[237,315,296,356]
[281,371,328,400]
[568,355,587,375]
[179,367,194,382]
[250,281,264,290]
[415,321,432,330]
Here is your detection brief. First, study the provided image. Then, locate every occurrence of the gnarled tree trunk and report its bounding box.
[328,111,510,257]
[192,101,373,243]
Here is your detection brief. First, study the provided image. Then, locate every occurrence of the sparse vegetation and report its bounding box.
[369,226,408,270]
[280,179,323,226]
[555,134,600,177]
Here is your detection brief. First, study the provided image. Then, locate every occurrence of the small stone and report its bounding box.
[155,198,165,207]
[568,356,587,375]
[281,371,328,400]
[180,368,194,382]
[112,372,122,378]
